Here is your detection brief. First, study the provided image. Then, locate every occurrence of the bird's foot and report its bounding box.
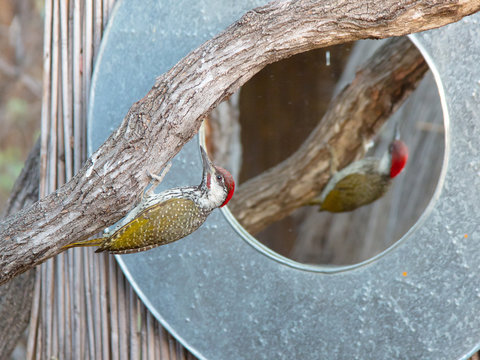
[144,162,172,199]
[326,144,338,176]
[361,136,374,155]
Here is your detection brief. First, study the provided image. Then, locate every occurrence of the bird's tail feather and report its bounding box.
[62,238,103,250]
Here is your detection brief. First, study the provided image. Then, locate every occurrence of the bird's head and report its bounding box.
[200,146,235,209]
[389,139,408,178]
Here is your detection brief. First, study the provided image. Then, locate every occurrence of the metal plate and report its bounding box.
[88,1,480,358]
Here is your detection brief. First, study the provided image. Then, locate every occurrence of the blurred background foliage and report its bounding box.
[0,0,43,213]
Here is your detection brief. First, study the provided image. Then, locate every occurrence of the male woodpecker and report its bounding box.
[64,146,235,254]
[308,131,408,213]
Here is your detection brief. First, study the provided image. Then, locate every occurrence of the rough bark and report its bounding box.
[0,0,479,285]
[0,139,40,359]
[230,36,428,234]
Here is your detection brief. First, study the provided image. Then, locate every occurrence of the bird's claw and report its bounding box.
[326,144,338,176]
[362,136,374,154]
[144,162,172,199]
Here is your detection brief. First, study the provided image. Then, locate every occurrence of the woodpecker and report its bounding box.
[64,146,235,254]
[308,132,408,213]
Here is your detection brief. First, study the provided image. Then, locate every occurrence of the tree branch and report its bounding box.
[0,139,40,358]
[230,36,428,234]
[0,0,478,285]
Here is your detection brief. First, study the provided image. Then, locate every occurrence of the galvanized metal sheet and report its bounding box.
[88,1,480,358]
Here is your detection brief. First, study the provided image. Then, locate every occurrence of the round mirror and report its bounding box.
[207,38,445,267]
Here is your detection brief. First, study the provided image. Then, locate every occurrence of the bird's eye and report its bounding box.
[216,174,223,181]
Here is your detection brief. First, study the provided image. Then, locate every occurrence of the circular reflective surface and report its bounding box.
[227,39,444,266]
[88,1,480,359]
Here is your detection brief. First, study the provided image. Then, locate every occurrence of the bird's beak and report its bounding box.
[393,122,401,140]
[200,146,216,180]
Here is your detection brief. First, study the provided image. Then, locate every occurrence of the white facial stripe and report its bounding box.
[197,176,226,210]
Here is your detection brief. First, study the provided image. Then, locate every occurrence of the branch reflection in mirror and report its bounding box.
[206,38,444,266]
